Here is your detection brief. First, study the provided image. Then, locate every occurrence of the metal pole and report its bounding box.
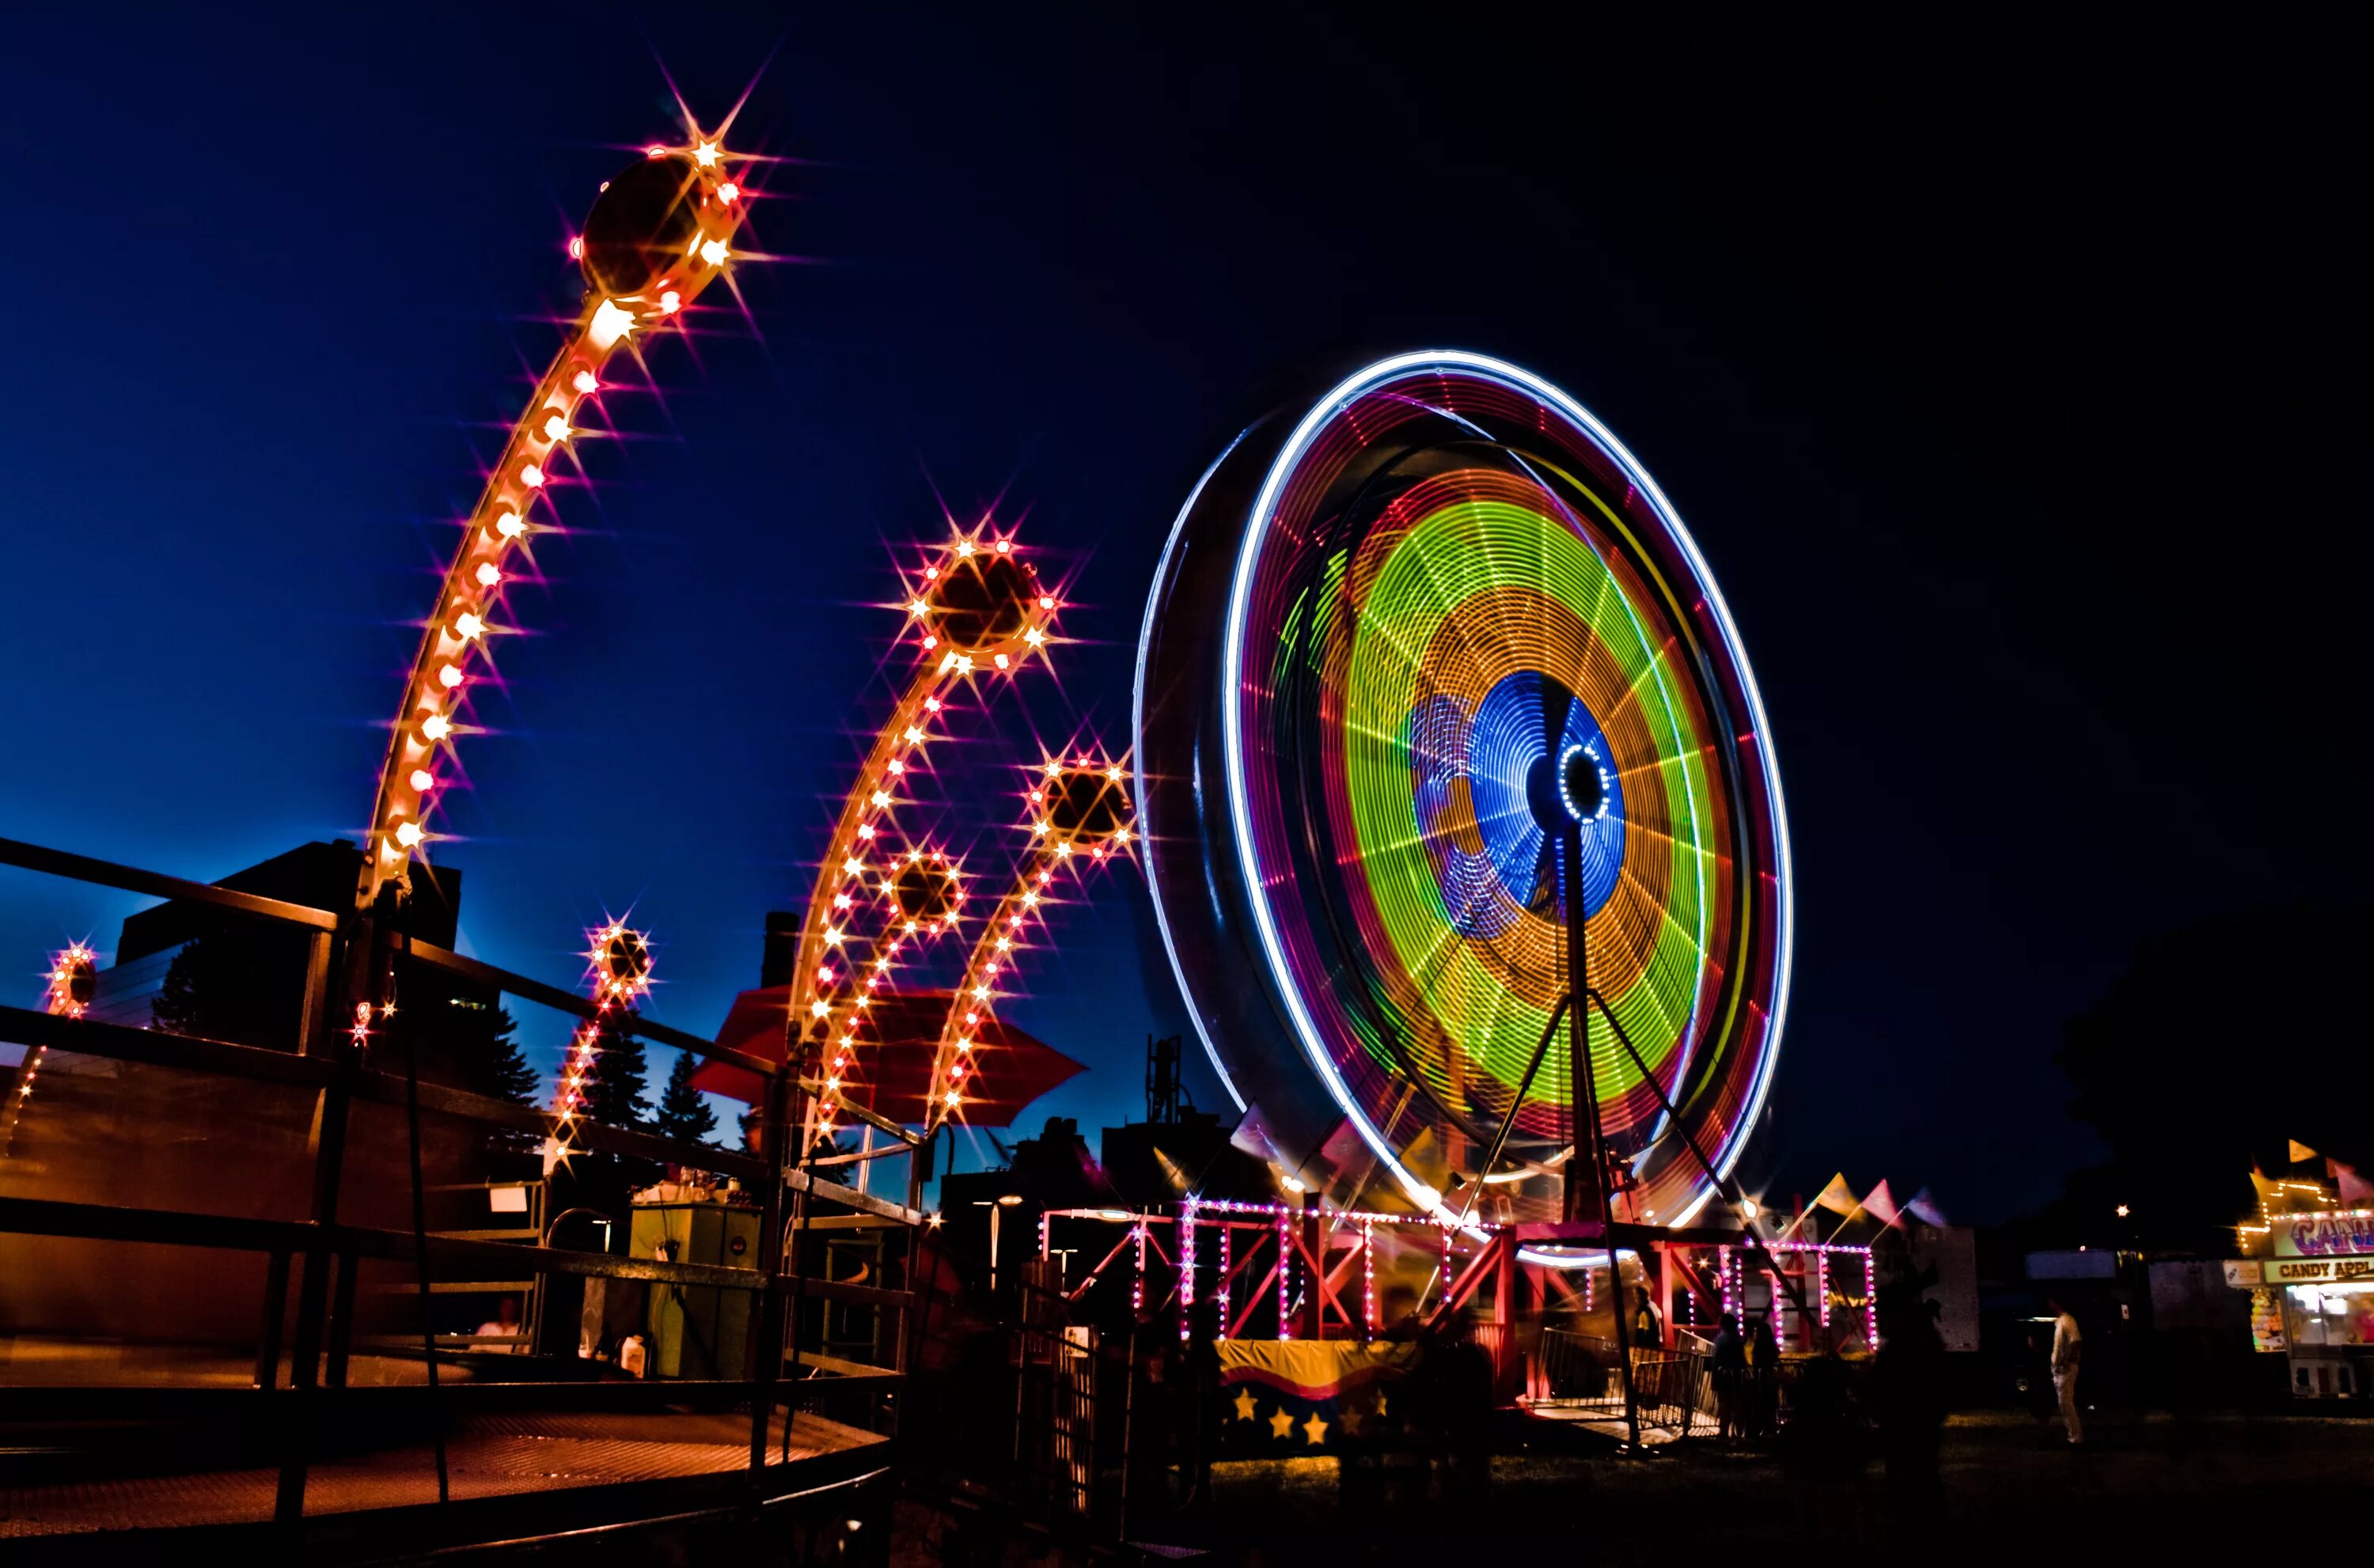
[1563,824,1637,1448]
[394,924,451,1504]
[275,910,371,1531]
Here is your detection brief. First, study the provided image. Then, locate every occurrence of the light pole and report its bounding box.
[975,1193,1025,1292]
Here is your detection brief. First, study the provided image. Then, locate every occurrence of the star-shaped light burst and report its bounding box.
[358,123,756,912]
[543,922,654,1172]
[927,746,1136,1126]
[788,523,1064,1145]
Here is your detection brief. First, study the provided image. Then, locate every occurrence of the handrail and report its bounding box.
[398,936,772,1077]
[0,1195,916,1305]
[0,835,753,1074]
[0,837,341,930]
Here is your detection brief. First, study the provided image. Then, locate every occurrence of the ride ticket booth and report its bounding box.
[2228,1184,2374,1400]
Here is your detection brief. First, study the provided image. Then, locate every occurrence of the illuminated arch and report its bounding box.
[358,138,750,909]
[790,530,1060,1144]
[927,752,1135,1123]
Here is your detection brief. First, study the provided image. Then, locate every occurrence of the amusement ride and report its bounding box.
[0,97,1818,1552]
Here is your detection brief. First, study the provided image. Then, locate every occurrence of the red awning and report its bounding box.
[686,986,1085,1130]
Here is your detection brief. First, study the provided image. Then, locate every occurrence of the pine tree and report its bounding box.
[153,936,295,1048]
[585,1011,651,1131]
[453,1000,540,1105]
[654,1050,719,1147]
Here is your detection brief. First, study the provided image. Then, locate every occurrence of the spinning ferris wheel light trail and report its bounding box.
[927,752,1136,1127]
[1136,350,1793,1245]
[788,529,1061,1146]
[358,135,753,911]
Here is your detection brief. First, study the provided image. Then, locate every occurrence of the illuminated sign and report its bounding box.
[2276,1212,2374,1259]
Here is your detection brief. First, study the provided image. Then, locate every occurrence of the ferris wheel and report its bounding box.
[1135,351,1792,1235]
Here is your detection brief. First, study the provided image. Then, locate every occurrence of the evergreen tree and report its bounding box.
[654,1050,719,1147]
[448,999,540,1106]
[153,936,296,1049]
[585,1011,651,1131]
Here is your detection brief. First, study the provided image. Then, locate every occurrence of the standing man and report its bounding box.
[2046,1295,2084,1445]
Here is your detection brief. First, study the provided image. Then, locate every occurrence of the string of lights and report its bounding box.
[925,751,1132,1124]
[359,137,751,911]
[791,530,1060,1146]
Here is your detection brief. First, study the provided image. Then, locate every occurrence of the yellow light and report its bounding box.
[870,790,892,808]
[438,665,465,688]
[394,820,425,847]
[1024,628,1044,646]
[823,926,844,946]
[700,238,729,267]
[945,1091,961,1107]
[590,299,635,349]
[719,181,740,203]
[409,769,435,791]
[476,563,502,587]
[571,369,600,395]
[1113,828,1131,843]
[904,725,925,743]
[694,140,720,168]
[542,415,570,442]
[908,600,928,618]
[520,464,545,488]
[659,290,681,314]
[422,714,451,740]
[810,1000,830,1018]
[955,540,975,557]
[495,512,526,539]
[453,612,485,640]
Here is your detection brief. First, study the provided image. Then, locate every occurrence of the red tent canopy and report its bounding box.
[686,986,1085,1129]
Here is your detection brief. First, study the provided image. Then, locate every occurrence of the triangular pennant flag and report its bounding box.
[2290,1139,2319,1164]
[2335,1161,2374,1206]
[1904,1188,1947,1225]
[1812,1172,1859,1214]
[1863,1180,1902,1227]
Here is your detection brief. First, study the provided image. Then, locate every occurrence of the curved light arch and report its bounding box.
[927,754,1136,1124]
[358,140,750,910]
[788,530,1060,1147]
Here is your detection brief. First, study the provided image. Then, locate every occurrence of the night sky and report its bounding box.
[1,9,2352,1221]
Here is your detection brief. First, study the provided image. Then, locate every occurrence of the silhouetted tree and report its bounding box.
[152,936,294,1048]
[586,1012,651,1131]
[654,1049,719,1148]
[2057,903,2371,1246]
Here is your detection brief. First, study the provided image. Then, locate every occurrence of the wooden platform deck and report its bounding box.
[1,1406,889,1558]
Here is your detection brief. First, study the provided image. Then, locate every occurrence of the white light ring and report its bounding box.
[1218,350,1794,1229]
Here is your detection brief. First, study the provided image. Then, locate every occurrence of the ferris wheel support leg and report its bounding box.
[1561,826,1638,1449]
[1583,986,1817,1329]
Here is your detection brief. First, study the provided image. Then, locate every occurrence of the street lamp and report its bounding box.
[975,1193,1025,1291]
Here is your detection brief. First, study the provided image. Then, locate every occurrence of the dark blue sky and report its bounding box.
[1,9,2352,1220]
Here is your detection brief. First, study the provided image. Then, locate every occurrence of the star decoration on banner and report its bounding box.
[1234,1388,1259,1422]
[1269,1407,1295,1440]
[1302,1413,1329,1445]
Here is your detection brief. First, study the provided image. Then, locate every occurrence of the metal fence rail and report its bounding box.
[0,835,931,1549]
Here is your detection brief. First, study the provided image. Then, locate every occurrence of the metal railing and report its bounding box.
[0,835,932,1543]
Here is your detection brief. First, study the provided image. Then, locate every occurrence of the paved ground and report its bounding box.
[1158,1408,2374,1559]
[1,1409,884,1538]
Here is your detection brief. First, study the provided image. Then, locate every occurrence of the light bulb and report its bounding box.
[438,665,465,689]
[476,563,502,588]
[571,369,599,396]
